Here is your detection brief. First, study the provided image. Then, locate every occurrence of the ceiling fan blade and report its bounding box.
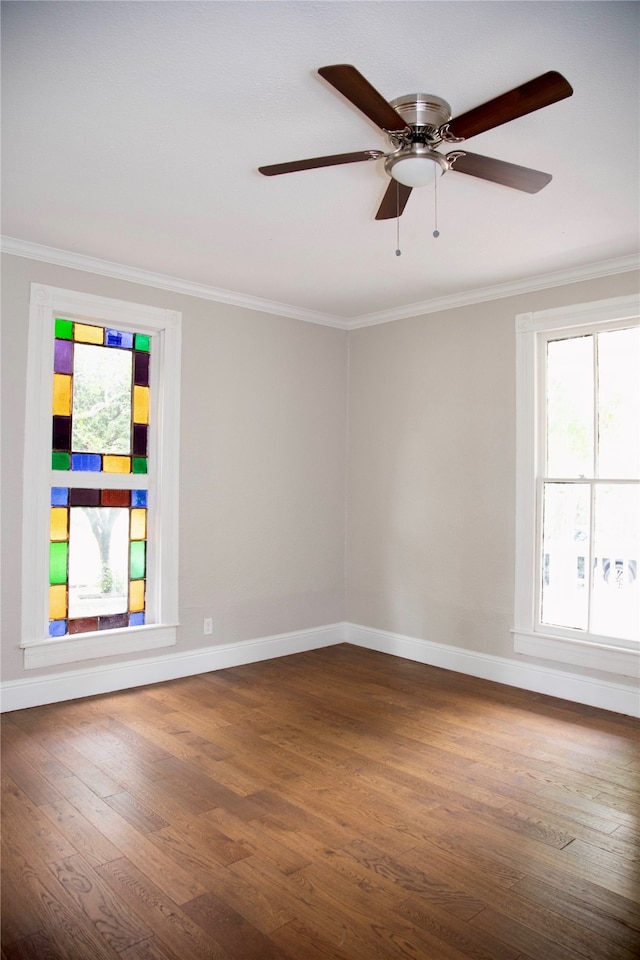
[447,151,552,193]
[446,71,573,141]
[318,64,408,132]
[259,150,383,176]
[375,179,413,220]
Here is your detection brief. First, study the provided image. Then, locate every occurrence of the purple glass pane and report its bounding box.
[99,613,129,631]
[52,416,72,451]
[106,329,134,349]
[133,424,148,457]
[134,351,150,386]
[54,338,73,374]
[69,487,101,506]
[71,454,101,471]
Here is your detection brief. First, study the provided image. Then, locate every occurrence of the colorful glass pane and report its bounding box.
[134,334,150,352]
[134,351,150,386]
[132,458,147,475]
[129,612,145,627]
[51,487,69,506]
[71,453,101,471]
[69,488,101,506]
[133,424,148,457]
[52,374,72,416]
[74,323,104,345]
[130,508,146,540]
[52,417,72,451]
[133,385,149,424]
[130,541,146,580]
[52,451,71,471]
[49,619,67,637]
[129,579,145,613]
[55,318,73,340]
[132,489,147,508]
[49,584,67,619]
[49,542,68,585]
[54,339,73,374]
[106,329,134,349]
[103,455,132,474]
[102,489,130,506]
[50,507,68,541]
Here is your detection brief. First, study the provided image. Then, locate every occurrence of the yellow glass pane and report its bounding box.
[133,386,149,424]
[103,455,131,474]
[129,579,145,613]
[50,507,68,541]
[52,374,72,416]
[130,508,147,540]
[49,584,67,620]
[74,323,103,344]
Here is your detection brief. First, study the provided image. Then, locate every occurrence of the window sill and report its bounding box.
[512,629,639,678]
[22,624,177,670]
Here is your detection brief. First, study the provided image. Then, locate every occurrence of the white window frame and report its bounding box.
[513,293,640,678]
[22,283,181,668]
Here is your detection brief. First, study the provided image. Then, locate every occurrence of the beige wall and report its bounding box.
[2,251,638,688]
[1,254,348,681]
[346,270,640,663]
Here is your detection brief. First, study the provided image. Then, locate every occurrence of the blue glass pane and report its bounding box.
[105,329,134,349]
[51,487,69,506]
[49,620,67,637]
[71,453,101,471]
[132,489,147,507]
[129,612,145,626]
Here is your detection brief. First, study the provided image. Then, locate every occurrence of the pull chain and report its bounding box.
[433,172,440,238]
[395,180,402,256]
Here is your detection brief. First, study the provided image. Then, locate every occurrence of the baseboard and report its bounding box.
[345,623,640,718]
[3,620,637,717]
[0,623,344,712]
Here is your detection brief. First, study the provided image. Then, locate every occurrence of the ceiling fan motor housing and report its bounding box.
[389,94,452,135]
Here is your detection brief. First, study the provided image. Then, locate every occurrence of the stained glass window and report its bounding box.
[48,487,148,636]
[52,319,150,474]
[49,318,151,637]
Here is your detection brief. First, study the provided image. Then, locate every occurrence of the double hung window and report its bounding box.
[514,295,639,676]
[22,285,181,668]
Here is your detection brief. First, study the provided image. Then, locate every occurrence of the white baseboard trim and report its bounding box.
[3,620,638,717]
[345,623,640,718]
[0,623,344,712]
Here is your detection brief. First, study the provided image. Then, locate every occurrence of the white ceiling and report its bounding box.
[2,1,639,324]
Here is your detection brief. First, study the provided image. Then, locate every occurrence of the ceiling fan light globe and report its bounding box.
[389,157,441,187]
[384,147,447,188]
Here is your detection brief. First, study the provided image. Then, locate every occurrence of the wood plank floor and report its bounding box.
[2,643,639,960]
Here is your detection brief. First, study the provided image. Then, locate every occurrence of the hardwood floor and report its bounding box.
[2,643,639,960]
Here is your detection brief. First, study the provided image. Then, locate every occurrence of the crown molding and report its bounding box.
[345,254,640,328]
[0,236,344,329]
[2,236,637,331]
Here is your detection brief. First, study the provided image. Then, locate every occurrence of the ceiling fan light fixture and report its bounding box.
[385,146,448,188]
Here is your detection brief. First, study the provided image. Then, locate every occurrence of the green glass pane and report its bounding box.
[55,318,73,340]
[134,334,150,353]
[130,540,146,580]
[132,457,147,474]
[49,541,68,585]
[52,451,71,470]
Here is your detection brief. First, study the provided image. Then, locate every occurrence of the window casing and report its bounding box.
[513,294,640,677]
[22,284,181,668]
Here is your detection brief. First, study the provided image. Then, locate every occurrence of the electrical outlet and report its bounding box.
[203,617,213,636]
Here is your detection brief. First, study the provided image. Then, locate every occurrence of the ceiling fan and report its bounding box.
[258,65,573,220]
